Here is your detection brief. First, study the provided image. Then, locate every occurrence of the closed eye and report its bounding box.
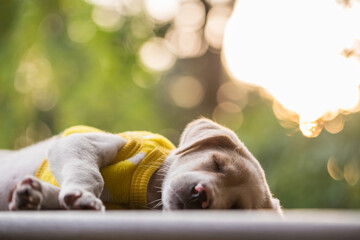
[212,155,223,172]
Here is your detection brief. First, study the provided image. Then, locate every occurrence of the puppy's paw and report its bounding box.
[59,189,105,211]
[8,176,43,211]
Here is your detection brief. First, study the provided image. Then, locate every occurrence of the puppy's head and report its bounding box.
[162,118,281,213]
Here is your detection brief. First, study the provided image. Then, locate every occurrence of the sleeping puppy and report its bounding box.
[0,118,281,213]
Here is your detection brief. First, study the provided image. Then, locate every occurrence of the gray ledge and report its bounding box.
[0,210,359,240]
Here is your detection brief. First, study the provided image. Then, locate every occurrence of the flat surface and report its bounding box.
[0,210,359,240]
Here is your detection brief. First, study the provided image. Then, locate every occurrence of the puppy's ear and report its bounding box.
[177,118,244,155]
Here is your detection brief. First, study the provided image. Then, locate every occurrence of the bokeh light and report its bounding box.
[15,47,59,112]
[14,121,52,149]
[165,0,208,58]
[329,156,360,186]
[144,0,180,24]
[324,115,344,135]
[169,76,204,108]
[92,6,124,31]
[216,81,248,109]
[166,28,207,58]
[139,37,176,72]
[205,4,232,49]
[213,102,243,130]
[344,159,359,186]
[327,157,343,181]
[206,0,233,5]
[174,0,205,30]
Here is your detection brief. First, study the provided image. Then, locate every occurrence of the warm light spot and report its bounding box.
[344,160,359,186]
[223,0,360,137]
[272,101,298,123]
[139,38,176,72]
[15,53,52,94]
[327,157,343,181]
[174,0,205,31]
[166,28,207,58]
[67,20,96,43]
[144,0,180,24]
[163,0,208,58]
[324,115,344,134]
[169,76,204,108]
[205,5,232,49]
[217,81,248,109]
[92,6,123,31]
[31,84,59,111]
[213,102,243,130]
[206,0,233,6]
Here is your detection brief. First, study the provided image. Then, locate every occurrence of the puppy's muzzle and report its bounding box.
[175,183,211,209]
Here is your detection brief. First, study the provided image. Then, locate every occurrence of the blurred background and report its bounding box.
[1,0,360,209]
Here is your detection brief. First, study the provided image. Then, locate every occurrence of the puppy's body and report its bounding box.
[0,119,281,213]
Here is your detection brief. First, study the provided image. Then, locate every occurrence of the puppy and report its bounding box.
[0,118,281,213]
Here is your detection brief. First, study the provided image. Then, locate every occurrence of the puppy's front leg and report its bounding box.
[48,132,127,210]
[9,176,61,210]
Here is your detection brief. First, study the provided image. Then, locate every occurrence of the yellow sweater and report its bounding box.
[35,126,175,209]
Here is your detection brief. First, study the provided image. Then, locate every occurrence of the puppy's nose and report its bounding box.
[185,184,210,209]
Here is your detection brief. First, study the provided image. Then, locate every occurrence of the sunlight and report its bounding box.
[223,0,360,137]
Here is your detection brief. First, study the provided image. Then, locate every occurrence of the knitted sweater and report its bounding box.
[34,126,175,209]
